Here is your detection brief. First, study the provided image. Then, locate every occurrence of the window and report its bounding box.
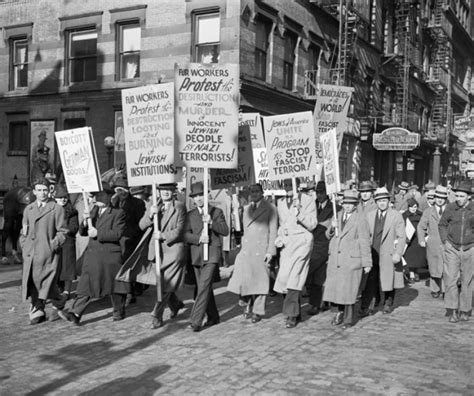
[255,18,270,80]
[64,118,86,130]
[9,122,29,153]
[10,38,28,89]
[283,33,296,90]
[193,12,220,63]
[118,23,140,80]
[67,29,97,84]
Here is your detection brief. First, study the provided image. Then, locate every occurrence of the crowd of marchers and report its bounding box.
[15,173,474,330]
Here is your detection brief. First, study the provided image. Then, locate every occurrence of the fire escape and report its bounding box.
[425,0,452,143]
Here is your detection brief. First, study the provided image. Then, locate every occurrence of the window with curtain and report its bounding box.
[283,33,296,90]
[193,12,220,64]
[8,121,29,153]
[255,17,270,80]
[67,29,97,84]
[11,38,28,89]
[118,23,140,80]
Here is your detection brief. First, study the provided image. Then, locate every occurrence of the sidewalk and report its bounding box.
[0,264,472,395]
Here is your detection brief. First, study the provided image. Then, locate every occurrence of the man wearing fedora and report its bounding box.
[394,181,410,211]
[438,180,474,323]
[324,190,372,329]
[419,181,436,212]
[360,187,406,316]
[305,180,341,316]
[184,181,229,331]
[357,181,378,215]
[417,185,448,298]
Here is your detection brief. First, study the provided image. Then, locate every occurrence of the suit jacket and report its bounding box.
[117,194,146,260]
[417,205,444,278]
[367,208,406,291]
[184,205,229,266]
[20,200,67,301]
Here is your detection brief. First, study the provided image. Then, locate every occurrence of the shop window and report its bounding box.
[66,29,98,84]
[255,17,271,80]
[117,22,140,80]
[8,121,29,154]
[193,12,220,64]
[64,118,86,130]
[10,37,28,89]
[283,33,296,90]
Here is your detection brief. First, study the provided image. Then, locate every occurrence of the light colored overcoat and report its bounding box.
[20,201,67,301]
[228,199,278,296]
[274,194,317,293]
[323,210,372,304]
[367,208,406,291]
[417,206,444,278]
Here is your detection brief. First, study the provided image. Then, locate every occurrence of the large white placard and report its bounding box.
[55,127,101,193]
[175,63,240,168]
[320,128,341,195]
[262,111,317,180]
[121,83,176,186]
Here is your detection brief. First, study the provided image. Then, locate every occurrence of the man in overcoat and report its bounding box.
[360,187,406,316]
[227,183,277,323]
[20,177,68,325]
[417,185,448,298]
[357,181,378,215]
[324,190,372,329]
[418,181,436,212]
[139,182,187,328]
[184,182,229,332]
[274,178,317,328]
[305,181,340,316]
[438,180,473,323]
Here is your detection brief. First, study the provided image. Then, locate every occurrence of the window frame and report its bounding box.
[65,27,98,85]
[116,21,141,81]
[192,10,221,64]
[9,36,29,90]
[8,121,29,155]
[283,33,296,90]
[255,16,271,81]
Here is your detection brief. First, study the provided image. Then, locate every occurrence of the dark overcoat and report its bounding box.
[76,206,126,298]
[58,202,79,281]
[402,210,427,269]
[117,194,146,261]
[20,200,67,301]
[228,199,278,296]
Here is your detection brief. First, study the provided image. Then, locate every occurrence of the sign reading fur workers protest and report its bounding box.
[211,125,255,189]
[121,83,177,187]
[320,128,341,195]
[262,111,317,180]
[313,84,353,163]
[55,127,101,193]
[175,63,240,168]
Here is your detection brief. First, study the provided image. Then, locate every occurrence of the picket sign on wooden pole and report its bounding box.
[232,186,241,233]
[332,193,339,237]
[291,177,298,216]
[203,166,209,262]
[152,183,162,302]
[82,190,93,229]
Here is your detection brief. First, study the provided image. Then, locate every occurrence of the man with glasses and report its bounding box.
[438,180,473,323]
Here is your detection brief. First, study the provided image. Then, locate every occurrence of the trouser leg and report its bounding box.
[27,274,44,311]
[282,289,300,318]
[167,292,181,312]
[252,295,266,316]
[191,263,219,327]
[444,243,461,311]
[384,290,395,307]
[459,248,474,313]
[71,295,91,318]
[111,293,126,319]
[430,277,442,293]
[151,292,172,319]
[361,259,380,311]
[343,304,354,325]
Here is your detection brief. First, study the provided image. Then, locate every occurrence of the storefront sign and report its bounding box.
[373,127,420,151]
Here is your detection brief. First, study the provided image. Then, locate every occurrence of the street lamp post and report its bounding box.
[104,136,115,170]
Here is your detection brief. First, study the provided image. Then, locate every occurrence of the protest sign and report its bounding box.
[121,83,176,186]
[262,111,317,180]
[175,63,240,168]
[55,127,101,193]
[240,113,265,149]
[211,125,254,189]
[320,128,341,195]
[313,84,353,163]
[252,148,285,195]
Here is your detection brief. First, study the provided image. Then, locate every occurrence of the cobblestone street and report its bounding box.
[1,264,473,395]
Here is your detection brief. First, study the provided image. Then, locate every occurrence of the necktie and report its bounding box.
[251,202,256,212]
[439,207,443,217]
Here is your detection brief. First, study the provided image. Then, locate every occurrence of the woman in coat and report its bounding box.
[54,184,79,298]
[61,185,126,325]
[402,198,426,283]
[323,190,372,329]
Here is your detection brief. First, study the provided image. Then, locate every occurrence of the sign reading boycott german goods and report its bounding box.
[55,127,101,193]
[262,111,317,180]
[121,83,176,186]
[211,125,255,189]
[175,63,239,168]
[320,128,341,195]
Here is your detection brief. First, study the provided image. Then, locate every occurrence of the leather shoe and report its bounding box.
[459,312,469,322]
[203,319,219,328]
[307,305,320,316]
[170,301,185,319]
[359,308,374,318]
[151,317,164,329]
[382,305,393,314]
[251,314,262,323]
[285,317,297,328]
[30,315,46,325]
[64,311,81,326]
[431,291,440,298]
[341,323,353,330]
[331,312,344,326]
[448,312,459,323]
[187,323,202,332]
